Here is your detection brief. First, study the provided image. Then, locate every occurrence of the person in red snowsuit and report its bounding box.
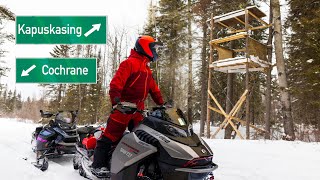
[92,35,164,173]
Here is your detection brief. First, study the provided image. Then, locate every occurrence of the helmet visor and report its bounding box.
[149,42,163,61]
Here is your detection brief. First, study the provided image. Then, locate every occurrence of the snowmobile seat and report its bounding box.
[77,126,96,135]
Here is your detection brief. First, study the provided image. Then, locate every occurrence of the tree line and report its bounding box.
[0,1,319,141]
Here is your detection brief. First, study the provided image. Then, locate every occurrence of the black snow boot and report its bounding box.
[92,136,112,169]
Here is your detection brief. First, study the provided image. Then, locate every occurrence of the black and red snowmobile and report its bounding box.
[31,110,79,171]
[73,103,218,180]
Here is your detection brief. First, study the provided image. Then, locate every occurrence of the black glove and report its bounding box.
[114,97,121,104]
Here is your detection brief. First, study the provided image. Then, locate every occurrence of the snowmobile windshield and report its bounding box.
[145,108,199,146]
[55,112,73,124]
[162,108,188,127]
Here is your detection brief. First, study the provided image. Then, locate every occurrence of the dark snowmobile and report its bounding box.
[73,104,218,180]
[31,110,79,171]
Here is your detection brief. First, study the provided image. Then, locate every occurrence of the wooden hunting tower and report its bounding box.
[207,6,271,139]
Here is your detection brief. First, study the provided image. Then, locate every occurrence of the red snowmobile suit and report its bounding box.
[104,49,164,142]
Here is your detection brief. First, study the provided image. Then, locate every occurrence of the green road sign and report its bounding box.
[16,58,97,83]
[16,16,107,44]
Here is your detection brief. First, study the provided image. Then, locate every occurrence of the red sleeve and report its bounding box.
[109,60,131,105]
[149,77,164,105]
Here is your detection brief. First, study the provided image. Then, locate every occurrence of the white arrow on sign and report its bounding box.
[84,24,101,37]
[21,65,36,77]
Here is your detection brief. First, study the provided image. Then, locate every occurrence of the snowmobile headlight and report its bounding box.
[182,156,213,167]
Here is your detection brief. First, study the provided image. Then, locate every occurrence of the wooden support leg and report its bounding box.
[223,93,247,128]
[208,106,267,133]
[223,94,247,139]
[208,90,229,138]
[210,90,248,139]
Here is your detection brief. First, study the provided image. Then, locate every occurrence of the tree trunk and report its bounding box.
[245,9,250,140]
[57,84,62,109]
[206,14,214,138]
[78,84,81,122]
[271,0,295,140]
[169,26,177,102]
[224,73,234,139]
[187,0,193,122]
[112,37,118,76]
[199,20,208,137]
[169,52,176,101]
[224,40,235,139]
[265,3,273,139]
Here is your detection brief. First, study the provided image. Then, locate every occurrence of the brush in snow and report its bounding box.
[73,103,218,180]
[31,110,79,171]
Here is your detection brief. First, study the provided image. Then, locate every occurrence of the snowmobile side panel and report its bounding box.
[110,132,157,174]
[136,124,199,160]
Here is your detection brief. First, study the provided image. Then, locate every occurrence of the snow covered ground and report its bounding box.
[0,118,83,180]
[0,118,320,180]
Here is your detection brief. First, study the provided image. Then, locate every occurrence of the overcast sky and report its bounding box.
[1,0,150,99]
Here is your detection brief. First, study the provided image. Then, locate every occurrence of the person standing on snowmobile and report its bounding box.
[92,35,164,175]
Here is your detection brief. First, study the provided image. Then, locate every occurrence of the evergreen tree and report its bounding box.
[286,0,320,133]
[6,90,12,112]
[16,92,22,110]
[156,0,188,103]
[0,6,14,78]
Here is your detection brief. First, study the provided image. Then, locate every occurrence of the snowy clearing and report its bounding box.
[0,118,319,180]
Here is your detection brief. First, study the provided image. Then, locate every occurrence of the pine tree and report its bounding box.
[6,90,13,112]
[0,5,14,77]
[187,0,194,123]
[156,0,188,103]
[193,0,214,136]
[286,0,320,134]
[16,92,22,110]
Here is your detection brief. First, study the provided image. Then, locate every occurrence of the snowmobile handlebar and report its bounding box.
[39,110,79,118]
[39,110,79,126]
[112,102,167,116]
